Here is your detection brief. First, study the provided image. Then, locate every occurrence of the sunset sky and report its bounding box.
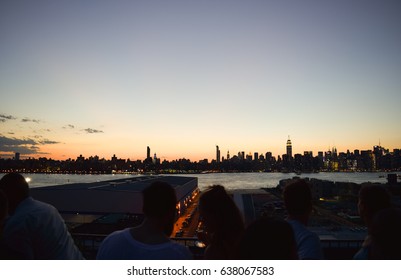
[1,0,400,161]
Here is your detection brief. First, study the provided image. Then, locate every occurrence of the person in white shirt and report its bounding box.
[97,181,192,260]
[283,179,323,259]
[0,173,84,259]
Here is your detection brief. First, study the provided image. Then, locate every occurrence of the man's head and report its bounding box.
[283,179,313,220]
[0,173,30,214]
[358,184,391,227]
[142,181,177,235]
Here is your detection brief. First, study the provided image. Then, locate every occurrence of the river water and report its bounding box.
[1,172,399,191]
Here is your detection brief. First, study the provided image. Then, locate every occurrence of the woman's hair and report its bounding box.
[199,185,244,235]
[370,208,401,259]
[239,217,297,260]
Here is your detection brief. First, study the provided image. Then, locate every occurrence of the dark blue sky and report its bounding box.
[1,0,400,160]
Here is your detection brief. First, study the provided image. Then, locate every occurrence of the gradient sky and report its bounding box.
[1,0,401,161]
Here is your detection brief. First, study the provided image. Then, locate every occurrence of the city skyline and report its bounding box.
[2,139,399,163]
[1,1,401,161]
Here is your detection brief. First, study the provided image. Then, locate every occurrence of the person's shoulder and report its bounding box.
[103,228,130,242]
[96,229,131,259]
[20,198,63,224]
[288,219,309,235]
[353,246,370,260]
[21,198,57,214]
[168,241,193,259]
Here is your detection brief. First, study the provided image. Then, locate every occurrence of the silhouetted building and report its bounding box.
[153,153,159,165]
[216,145,221,164]
[254,152,258,161]
[286,136,292,159]
[111,154,117,162]
[246,153,252,161]
[147,146,151,160]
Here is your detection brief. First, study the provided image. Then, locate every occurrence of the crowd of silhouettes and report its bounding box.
[1,172,400,260]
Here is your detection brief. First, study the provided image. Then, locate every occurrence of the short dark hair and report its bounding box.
[142,181,176,219]
[0,173,30,206]
[283,179,312,216]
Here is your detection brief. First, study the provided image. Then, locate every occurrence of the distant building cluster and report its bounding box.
[1,141,401,174]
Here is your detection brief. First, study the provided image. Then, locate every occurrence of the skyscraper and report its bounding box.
[286,136,292,159]
[147,146,151,160]
[216,145,221,164]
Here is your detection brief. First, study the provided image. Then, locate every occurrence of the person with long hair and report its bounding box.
[239,217,298,260]
[353,184,392,259]
[198,185,244,259]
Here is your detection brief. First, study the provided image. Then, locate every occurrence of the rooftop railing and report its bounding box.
[72,233,363,260]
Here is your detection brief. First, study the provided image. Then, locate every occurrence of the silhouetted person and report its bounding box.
[283,179,323,259]
[0,189,7,233]
[354,184,391,259]
[96,181,192,259]
[0,173,83,259]
[0,189,8,259]
[0,189,20,259]
[198,185,245,259]
[239,217,298,259]
[369,208,401,259]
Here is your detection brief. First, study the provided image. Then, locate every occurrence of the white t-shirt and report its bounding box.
[96,228,193,260]
[2,197,84,259]
[287,219,324,260]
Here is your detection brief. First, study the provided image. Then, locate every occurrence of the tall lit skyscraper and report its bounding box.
[286,136,292,159]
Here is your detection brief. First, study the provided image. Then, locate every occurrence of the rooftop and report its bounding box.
[30,175,198,215]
